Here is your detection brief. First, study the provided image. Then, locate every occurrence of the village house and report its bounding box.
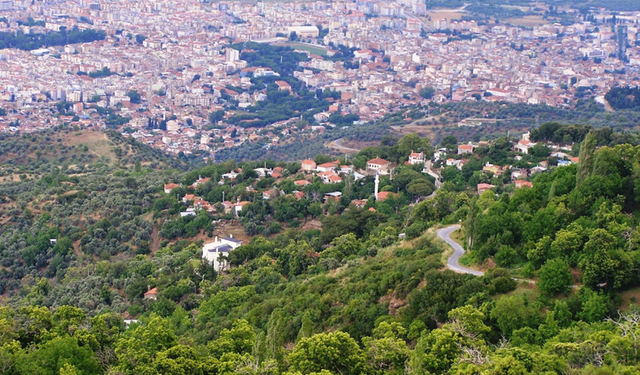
[511,169,528,181]
[482,163,503,176]
[221,201,234,214]
[182,194,197,203]
[376,191,395,201]
[515,180,533,189]
[221,170,240,182]
[408,150,424,165]
[270,167,284,178]
[180,208,197,217]
[316,160,340,173]
[351,199,368,208]
[339,165,353,174]
[253,168,271,178]
[294,180,311,187]
[189,176,210,189]
[275,81,292,92]
[301,159,317,172]
[324,191,342,202]
[458,144,474,155]
[234,201,250,215]
[367,158,391,175]
[515,132,536,154]
[202,235,244,272]
[516,139,536,154]
[143,288,158,301]
[318,171,342,184]
[477,183,495,194]
[164,183,181,194]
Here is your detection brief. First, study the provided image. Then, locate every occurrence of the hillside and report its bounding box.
[3,127,640,374]
[0,127,188,182]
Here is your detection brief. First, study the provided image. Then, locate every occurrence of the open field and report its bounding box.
[63,130,117,162]
[426,10,465,20]
[505,15,550,27]
[391,122,436,139]
[620,287,640,310]
[282,42,328,56]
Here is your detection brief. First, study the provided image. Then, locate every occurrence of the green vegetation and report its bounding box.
[464,132,640,301]
[283,42,328,56]
[5,118,640,374]
[605,86,640,111]
[0,27,105,51]
[87,67,115,78]
[225,80,331,128]
[17,17,45,27]
[232,42,308,77]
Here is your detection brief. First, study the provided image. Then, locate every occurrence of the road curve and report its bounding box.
[436,225,484,277]
[332,138,361,153]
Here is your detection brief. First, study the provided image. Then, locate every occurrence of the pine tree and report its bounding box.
[576,132,596,186]
[297,311,314,342]
[265,308,285,367]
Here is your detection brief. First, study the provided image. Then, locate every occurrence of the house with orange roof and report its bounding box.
[294,180,311,187]
[318,171,342,184]
[189,176,211,189]
[515,180,533,189]
[164,183,181,194]
[143,287,158,301]
[351,199,368,208]
[515,139,536,154]
[515,132,536,154]
[477,183,495,194]
[182,194,197,203]
[458,144,474,155]
[316,160,340,172]
[376,191,396,201]
[408,150,424,165]
[275,81,292,92]
[482,163,503,176]
[367,158,391,175]
[234,201,250,216]
[301,159,317,172]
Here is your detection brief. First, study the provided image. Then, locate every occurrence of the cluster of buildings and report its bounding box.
[0,0,637,159]
[445,132,580,194]
[158,128,588,272]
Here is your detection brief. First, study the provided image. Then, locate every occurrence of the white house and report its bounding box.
[515,132,536,154]
[408,151,424,165]
[202,236,244,272]
[367,158,391,175]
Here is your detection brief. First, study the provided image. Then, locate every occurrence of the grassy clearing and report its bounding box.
[620,287,640,310]
[505,15,549,27]
[283,42,327,56]
[426,10,465,20]
[64,130,116,161]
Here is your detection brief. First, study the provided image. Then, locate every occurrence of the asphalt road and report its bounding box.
[436,225,485,277]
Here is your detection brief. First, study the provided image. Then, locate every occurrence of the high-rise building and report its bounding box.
[225,48,239,63]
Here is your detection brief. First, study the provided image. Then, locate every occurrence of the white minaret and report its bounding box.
[374,171,379,201]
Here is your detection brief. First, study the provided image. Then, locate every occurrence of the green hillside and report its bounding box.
[2,126,640,374]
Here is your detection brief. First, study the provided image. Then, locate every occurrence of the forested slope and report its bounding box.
[4,127,640,374]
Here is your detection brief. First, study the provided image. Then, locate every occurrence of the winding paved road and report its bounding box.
[332,138,362,153]
[436,225,484,277]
